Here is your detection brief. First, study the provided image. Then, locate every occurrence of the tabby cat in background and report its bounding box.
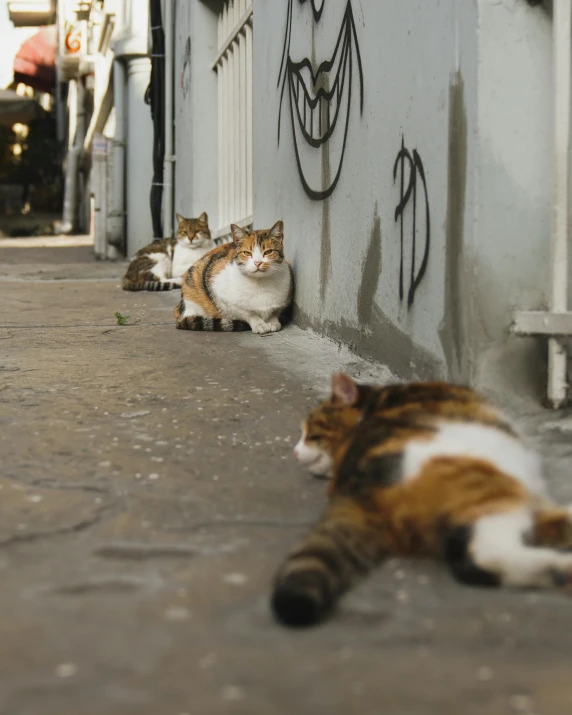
[122,212,212,291]
[272,374,572,627]
[175,220,293,333]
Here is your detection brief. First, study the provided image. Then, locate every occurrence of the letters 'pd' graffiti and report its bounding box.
[278,0,364,201]
[393,137,431,309]
[181,37,191,98]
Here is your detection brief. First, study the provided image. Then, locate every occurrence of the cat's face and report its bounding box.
[176,212,211,247]
[294,374,367,477]
[230,221,285,278]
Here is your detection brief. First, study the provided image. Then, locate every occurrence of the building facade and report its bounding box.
[59,0,567,406]
[173,0,558,405]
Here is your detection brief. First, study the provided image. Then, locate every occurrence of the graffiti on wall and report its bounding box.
[181,37,191,98]
[393,136,431,308]
[277,0,364,201]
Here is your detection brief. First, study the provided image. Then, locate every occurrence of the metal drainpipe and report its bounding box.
[548,0,572,408]
[162,0,175,239]
[55,0,65,147]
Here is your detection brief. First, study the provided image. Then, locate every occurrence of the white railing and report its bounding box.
[212,0,253,241]
[512,0,572,408]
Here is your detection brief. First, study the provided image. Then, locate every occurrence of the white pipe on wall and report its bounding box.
[548,0,572,408]
[61,79,86,234]
[163,0,175,239]
[109,59,126,250]
[125,56,154,255]
[104,137,121,260]
[92,143,106,257]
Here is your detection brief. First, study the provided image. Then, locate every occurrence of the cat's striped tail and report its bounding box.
[122,277,181,291]
[271,499,387,627]
[176,316,250,331]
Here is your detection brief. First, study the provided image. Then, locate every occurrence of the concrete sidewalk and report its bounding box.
[1,237,572,715]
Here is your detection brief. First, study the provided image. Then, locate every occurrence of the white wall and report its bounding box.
[173,0,219,225]
[254,0,481,381]
[174,0,557,403]
[470,0,553,401]
[253,0,555,402]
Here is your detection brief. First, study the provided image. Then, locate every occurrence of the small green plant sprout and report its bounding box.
[114,311,130,326]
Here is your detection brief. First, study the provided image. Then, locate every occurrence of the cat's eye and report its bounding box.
[241,251,252,257]
[306,434,320,442]
[263,249,275,256]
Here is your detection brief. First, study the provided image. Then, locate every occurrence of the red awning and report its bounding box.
[13,26,56,93]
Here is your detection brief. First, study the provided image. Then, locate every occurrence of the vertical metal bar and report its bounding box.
[222,56,229,228]
[217,11,224,229]
[232,0,237,225]
[246,19,253,218]
[215,0,253,233]
[239,29,246,219]
[222,3,230,229]
[233,41,240,221]
[163,0,174,239]
[220,5,224,229]
[240,2,245,219]
[549,0,572,408]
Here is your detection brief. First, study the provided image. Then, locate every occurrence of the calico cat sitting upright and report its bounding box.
[122,212,212,291]
[174,220,293,333]
[272,374,572,627]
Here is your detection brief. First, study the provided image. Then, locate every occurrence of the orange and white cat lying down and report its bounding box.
[271,375,572,627]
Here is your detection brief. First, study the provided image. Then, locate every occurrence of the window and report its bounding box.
[212,0,253,241]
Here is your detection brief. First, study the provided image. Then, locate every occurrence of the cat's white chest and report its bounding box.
[212,262,291,319]
[172,243,212,278]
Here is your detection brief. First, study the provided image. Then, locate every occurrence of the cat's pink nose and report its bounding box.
[254,261,262,268]
[294,446,300,458]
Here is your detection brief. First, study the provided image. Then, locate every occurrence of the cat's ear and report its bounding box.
[198,211,208,224]
[269,220,284,241]
[176,213,184,224]
[231,224,246,244]
[331,373,359,406]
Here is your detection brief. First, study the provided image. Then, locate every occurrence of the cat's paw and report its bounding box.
[250,316,282,335]
[250,320,272,334]
[267,317,282,333]
[251,319,282,335]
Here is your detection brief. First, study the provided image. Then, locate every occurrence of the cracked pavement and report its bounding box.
[1,237,572,714]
